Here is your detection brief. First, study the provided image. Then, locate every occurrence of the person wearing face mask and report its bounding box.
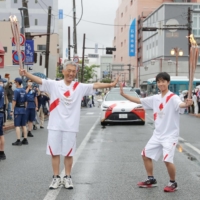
[0,78,6,160]
[12,78,28,146]
[25,80,38,137]
[5,76,14,120]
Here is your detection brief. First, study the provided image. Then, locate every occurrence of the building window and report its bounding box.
[37,45,46,51]
[3,47,7,52]
[14,0,17,3]
[121,42,123,47]
[124,24,126,28]
[121,57,123,61]
[121,13,123,18]
[121,27,123,32]
[192,13,200,37]
[114,55,116,60]
[35,19,38,25]
[124,39,126,44]
[130,0,133,6]
[35,0,38,3]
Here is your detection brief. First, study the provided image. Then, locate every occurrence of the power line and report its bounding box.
[76,0,83,26]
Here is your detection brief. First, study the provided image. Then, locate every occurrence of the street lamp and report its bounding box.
[18,7,27,35]
[170,47,183,76]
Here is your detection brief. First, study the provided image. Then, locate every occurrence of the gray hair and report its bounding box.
[63,61,79,70]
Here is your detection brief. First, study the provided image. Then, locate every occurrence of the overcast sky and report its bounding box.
[58,0,119,61]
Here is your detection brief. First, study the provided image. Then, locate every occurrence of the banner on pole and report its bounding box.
[129,19,136,57]
[25,40,34,65]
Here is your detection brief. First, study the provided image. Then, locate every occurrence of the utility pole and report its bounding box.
[81,33,86,83]
[68,26,71,60]
[188,7,192,78]
[22,0,31,39]
[73,0,78,55]
[45,6,52,78]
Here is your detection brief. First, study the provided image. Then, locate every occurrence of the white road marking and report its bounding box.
[178,137,186,142]
[43,118,99,200]
[86,112,94,115]
[184,143,200,155]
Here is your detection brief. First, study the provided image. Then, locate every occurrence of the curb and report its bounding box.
[3,116,49,133]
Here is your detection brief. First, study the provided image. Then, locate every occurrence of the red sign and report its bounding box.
[12,51,25,63]
[12,34,25,46]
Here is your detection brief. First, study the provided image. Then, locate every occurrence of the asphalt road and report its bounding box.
[0,107,200,200]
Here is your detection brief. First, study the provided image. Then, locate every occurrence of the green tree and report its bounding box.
[78,64,99,83]
[101,77,112,83]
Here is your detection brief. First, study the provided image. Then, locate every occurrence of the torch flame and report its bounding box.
[186,34,198,47]
[9,15,18,22]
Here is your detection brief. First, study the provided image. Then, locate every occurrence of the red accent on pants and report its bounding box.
[49,146,54,156]
[66,148,72,157]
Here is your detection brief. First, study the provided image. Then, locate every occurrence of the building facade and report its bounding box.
[113,0,200,87]
[0,0,58,33]
[140,3,200,86]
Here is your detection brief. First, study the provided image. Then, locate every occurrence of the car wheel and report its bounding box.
[101,122,107,126]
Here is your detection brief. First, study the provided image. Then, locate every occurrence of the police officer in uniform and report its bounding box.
[26,80,38,137]
[0,77,6,159]
[12,78,28,146]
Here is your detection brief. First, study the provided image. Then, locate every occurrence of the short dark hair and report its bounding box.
[156,72,170,82]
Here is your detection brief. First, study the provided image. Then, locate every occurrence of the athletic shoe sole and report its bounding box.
[138,184,158,188]
[164,187,178,192]
[65,186,73,189]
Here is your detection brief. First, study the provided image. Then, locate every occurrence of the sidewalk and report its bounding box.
[3,116,49,132]
[3,120,14,132]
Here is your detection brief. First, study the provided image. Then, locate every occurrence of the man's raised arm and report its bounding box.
[93,75,120,89]
[19,69,42,85]
[120,83,141,104]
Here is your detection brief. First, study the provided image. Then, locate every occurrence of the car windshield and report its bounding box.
[105,92,138,101]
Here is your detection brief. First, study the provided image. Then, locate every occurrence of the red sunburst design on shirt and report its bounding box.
[153,113,157,121]
[166,93,175,103]
[159,103,163,110]
[64,90,70,97]
[73,82,79,91]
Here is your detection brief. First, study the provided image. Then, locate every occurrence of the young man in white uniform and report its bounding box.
[120,72,193,192]
[19,61,119,190]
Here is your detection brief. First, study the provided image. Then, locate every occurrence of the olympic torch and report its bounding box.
[187,34,199,99]
[9,15,23,69]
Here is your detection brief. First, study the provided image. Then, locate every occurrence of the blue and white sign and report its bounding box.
[129,19,136,57]
[25,40,34,65]
[59,9,63,19]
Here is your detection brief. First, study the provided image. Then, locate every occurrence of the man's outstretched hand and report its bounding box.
[120,82,124,95]
[111,74,120,87]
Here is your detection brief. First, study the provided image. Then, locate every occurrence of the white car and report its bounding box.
[100,90,145,126]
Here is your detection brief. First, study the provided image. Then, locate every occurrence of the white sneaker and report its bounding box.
[49,175,62,189]
[63,176,73,189]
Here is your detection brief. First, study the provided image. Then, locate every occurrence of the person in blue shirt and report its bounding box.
[26,80,38,137]
[37,90,49,128]
[0,78,6,160]
[12,78,28,146]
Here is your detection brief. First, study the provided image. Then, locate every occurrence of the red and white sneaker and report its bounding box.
[164,182,178,192]
[137,179,157,188]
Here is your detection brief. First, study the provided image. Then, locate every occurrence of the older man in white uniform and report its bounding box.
[19,61,119,190]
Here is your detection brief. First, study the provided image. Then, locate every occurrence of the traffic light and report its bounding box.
[106,47,116,54]
[39,54,42,66]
